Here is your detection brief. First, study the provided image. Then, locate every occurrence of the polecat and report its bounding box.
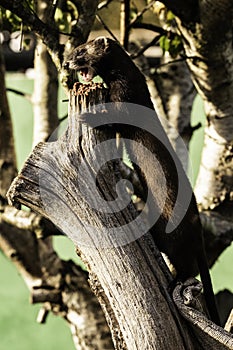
[66,37,220,325]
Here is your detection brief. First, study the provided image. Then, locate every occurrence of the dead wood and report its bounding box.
[7,81,233,348]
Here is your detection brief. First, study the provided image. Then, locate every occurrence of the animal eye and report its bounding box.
[78,48,87,56]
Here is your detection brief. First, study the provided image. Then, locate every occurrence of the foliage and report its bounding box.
[1,0,233,349]
[0,7,21,32]
[54,1,79,33]
[0,0,79,35]
[159,32,183,57]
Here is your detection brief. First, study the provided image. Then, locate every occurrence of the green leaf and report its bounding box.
[159,35,171,53]
[169,34,183,58]
[55,8,72,33]
[159,33,183,58]
[166,10,175,23]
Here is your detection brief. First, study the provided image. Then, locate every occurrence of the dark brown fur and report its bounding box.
[67,37,220,324]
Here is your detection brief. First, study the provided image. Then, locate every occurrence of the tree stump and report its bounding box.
[7,82,233,349]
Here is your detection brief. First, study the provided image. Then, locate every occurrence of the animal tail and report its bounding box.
[198,246,220,326]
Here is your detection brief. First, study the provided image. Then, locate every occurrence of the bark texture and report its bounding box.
[7,86,233,349]
[151,53,197,170]
[32,0,59,146]
[1,0,233,348]
[0,207,114,350]
[0,43,17,199]
[158,0,233,281]
[0,1,114,348]
[169,1,233,213]
[6,88,191,349]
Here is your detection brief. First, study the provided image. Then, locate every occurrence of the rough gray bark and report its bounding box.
[0,2,114,348]
[32,0,59,145]
[0,208,114,350]
[158,0,233,281]
[0,94,114,350]
[0,43,17,199]
[7,85,233,349]
[6,87,191,350]
[151,53,197,170]
[1,0,233,348]
[166,0,233,213]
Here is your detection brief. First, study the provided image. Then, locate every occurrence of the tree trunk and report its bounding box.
[32,0,59,146]
[6,87,191,349]
[0,43,17,199]
[33,39,59,145]
[157,0,233,272]
[0,210,114,350]
[150,53,197,171]
[7,84,233,349]
[1,0,233,348]
[171,1,233,213]
[0,1,114,348]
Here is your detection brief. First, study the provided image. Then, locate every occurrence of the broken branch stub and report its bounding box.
[7,82,192,349]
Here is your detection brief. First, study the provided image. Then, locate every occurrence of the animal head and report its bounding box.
[66,37,117,82]
[66,36,153,108]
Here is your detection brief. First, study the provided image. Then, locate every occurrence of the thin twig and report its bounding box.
[98,0,114,11]
[59,114,68,123]
[156,55,200,69]
[120,0,130,50]
[132,22,166,35]
[128,0,157,29]
[7,88,32,102]
[96,14,120,44]
[50,0,59,20]
[130,35,161,59]
[19,21,24,52]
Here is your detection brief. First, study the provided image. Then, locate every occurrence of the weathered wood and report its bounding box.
[7,83,233,349]
[0,218,114,350]
[0,43,17,199]
[174,280,233,349]
[7,84,193,349]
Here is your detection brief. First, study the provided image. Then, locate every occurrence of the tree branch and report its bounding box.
[120,0,130,49]
[0,0,63,67]
[2,206,62,238]
[6,88,32,102]
[130,35,161,59]
[0,43,17,200]
[0,217,114,349]
[98,0,115,11]
[96,14,120,43]
[65,0,99,50]
[29,1,59,145]
[171,1,233,212]
[159,0,199,22]
[9,80,229,348]
[128,0,157,29]
[132,22,166,34]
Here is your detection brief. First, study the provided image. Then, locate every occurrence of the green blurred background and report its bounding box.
[0,73,232,350]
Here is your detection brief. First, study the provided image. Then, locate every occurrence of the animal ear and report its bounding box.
[94,36,108,45]
[94,36,111,52]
